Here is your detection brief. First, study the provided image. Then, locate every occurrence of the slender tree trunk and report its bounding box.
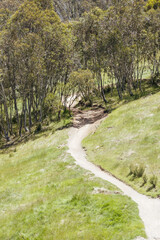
[0,82,10,141]
[28,97,32,132]
[9,98,13,135]
[116,80,122,99]
[98,72,107,104]
[11,84,19,125]
[24,98,28,132]
[19,100,25,136]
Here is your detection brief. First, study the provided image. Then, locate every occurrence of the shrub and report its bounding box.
[69,69,95,105]
[146,0,160,10]
[44,93,62,118]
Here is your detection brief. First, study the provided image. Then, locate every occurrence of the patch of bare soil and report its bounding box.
[72,107,107,128]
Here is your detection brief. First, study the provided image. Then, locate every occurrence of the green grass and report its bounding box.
[83,91,160,198]
[0,122,146,239]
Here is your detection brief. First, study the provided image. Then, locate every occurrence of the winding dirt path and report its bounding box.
[68,108,160,240]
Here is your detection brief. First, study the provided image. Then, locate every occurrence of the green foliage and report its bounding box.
[0,8,10,30]
[44,93,62,112]
[32,0,54,10]
[0,0,159,145]
[146,0,160,10]
[73,0,160,101]
[0,0,73,140]
[69,69,95,105]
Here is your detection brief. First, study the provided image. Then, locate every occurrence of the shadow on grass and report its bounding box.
[146,185,155,192]
[0,117,72,152]
[101,79,160,114]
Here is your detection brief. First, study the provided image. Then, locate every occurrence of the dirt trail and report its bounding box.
[68,107,160,240]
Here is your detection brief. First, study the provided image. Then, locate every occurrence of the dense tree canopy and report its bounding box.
[0,0,159,143]
[0,0,73,140]
[73,0,160,98]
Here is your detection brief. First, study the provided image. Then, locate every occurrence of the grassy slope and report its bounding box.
[83,91,160,197]
[0,121,146,239]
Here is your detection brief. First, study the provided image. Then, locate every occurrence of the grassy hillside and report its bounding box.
[83,92,160,197]
[0,121,146,239]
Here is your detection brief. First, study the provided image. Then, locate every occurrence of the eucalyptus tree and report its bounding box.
[0,0,72,140]
[101,0,148,97]
[145,8,160,83]
[73,7,108,103]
